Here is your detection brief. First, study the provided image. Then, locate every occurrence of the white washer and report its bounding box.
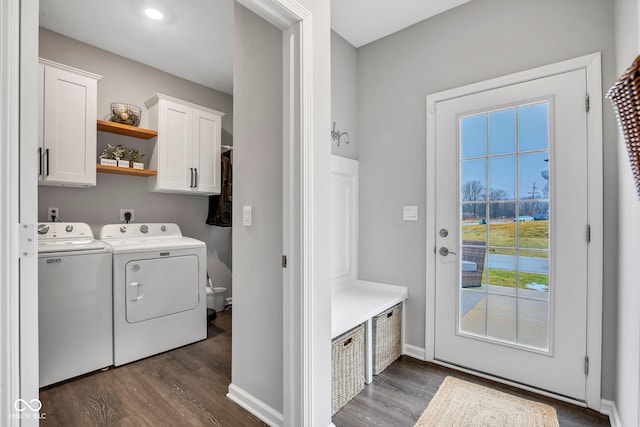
[38,222,113,387]
[100,223,207,366]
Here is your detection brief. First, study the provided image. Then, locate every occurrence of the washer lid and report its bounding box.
[38,239,109,253]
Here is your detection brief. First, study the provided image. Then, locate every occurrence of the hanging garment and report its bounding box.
[206,150,232,226]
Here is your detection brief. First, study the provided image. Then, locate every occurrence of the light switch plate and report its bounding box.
[403,205,418,221]
[243,205,253,227]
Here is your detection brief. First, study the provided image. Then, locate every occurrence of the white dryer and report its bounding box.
[38,222,113,387]
[100,223,207,366]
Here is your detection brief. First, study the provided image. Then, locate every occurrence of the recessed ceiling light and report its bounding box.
[144,8,164,20]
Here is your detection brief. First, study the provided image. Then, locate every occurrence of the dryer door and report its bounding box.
[125,255,199,323]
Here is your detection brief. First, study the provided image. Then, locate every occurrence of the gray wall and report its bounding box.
[231,3,284,412]
[231,1,333,422]
[331,31,358,159]
[356,0,618,399]
[38,28,234,297]
[613,1,640,425]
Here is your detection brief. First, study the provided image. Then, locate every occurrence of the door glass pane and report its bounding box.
[461,212,487,245]
[462,159,486,201]
[488,155,516,200]
[518,103,549,152]
[458,100,551,352]
[486,248,517,292]
[460,290,486,336]
[518,152,549,201]
[487,294,516,342]
[488,109,516,155]
[488,202,516,248]
[517,298,549,349]
[461,114,486,158]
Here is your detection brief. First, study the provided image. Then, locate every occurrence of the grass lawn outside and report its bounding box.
[462,220,549,258]
[481,268,549,289]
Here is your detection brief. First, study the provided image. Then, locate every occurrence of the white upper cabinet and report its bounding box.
[38,58,101,187]
[145,94,224,195]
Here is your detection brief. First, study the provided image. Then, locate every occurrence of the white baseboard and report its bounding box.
[600,399,620,427]
[403,344,426,361]
[227,383,284,427]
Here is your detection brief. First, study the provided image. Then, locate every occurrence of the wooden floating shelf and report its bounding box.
[97,120,158,139]
[96,164,157,177]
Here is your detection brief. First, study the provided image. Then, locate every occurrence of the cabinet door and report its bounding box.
[157,99,193,192]
[38,63,45,183]
[192,108,221,194]
[41,65,97,186]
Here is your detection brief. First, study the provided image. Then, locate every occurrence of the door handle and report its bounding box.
[194,168,198,188]
[38,147,42,176]
[45,148,50,176]
[130,282,144,301]
[439,247,456,256]
[190,167,194,188]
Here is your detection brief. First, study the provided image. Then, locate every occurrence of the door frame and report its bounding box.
[425,53,603,410]
[234,2,324,425]
[2,0,39,425]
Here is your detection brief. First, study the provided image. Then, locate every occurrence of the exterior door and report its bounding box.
[433,68,590,400]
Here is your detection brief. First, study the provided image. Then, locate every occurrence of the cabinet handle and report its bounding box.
[194,168,198,188]
[38,147,42,176]
[45,148,50,176]
[190,167,194,188]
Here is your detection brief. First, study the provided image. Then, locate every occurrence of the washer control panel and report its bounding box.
[37,222,93,240]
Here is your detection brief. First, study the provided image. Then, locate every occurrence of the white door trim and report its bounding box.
[234,1,319,425]
[425,53,603,410]
[3,0,40,425]
[1,0,23,424]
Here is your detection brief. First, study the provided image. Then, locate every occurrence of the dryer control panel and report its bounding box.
[100,223,182,240]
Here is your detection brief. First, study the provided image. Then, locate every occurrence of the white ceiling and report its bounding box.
[39,0,470,94]
[39,0,234,94]
[331,0,471,48]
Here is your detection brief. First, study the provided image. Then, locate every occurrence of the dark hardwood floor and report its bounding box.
[39,310,267,426]
[40,311,611,427]
[332,356,611,427]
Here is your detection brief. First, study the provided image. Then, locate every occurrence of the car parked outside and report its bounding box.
[513,215,534,222]
[533,213,549,220]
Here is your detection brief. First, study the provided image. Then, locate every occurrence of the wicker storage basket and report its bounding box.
[373,303,402,375]
[331,324,365,414]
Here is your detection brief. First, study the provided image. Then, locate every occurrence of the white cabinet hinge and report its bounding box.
[19,223,36,258]
[586,224,591,243]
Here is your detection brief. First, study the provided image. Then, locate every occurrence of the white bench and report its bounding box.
[332,280,408,383]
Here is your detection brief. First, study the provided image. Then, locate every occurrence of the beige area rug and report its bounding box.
[415,376,559,427]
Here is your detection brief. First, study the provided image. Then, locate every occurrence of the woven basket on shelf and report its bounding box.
[607,54,640,200]
[106,102,141,127]
[373,303,402,375]
[331,324,365,415]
